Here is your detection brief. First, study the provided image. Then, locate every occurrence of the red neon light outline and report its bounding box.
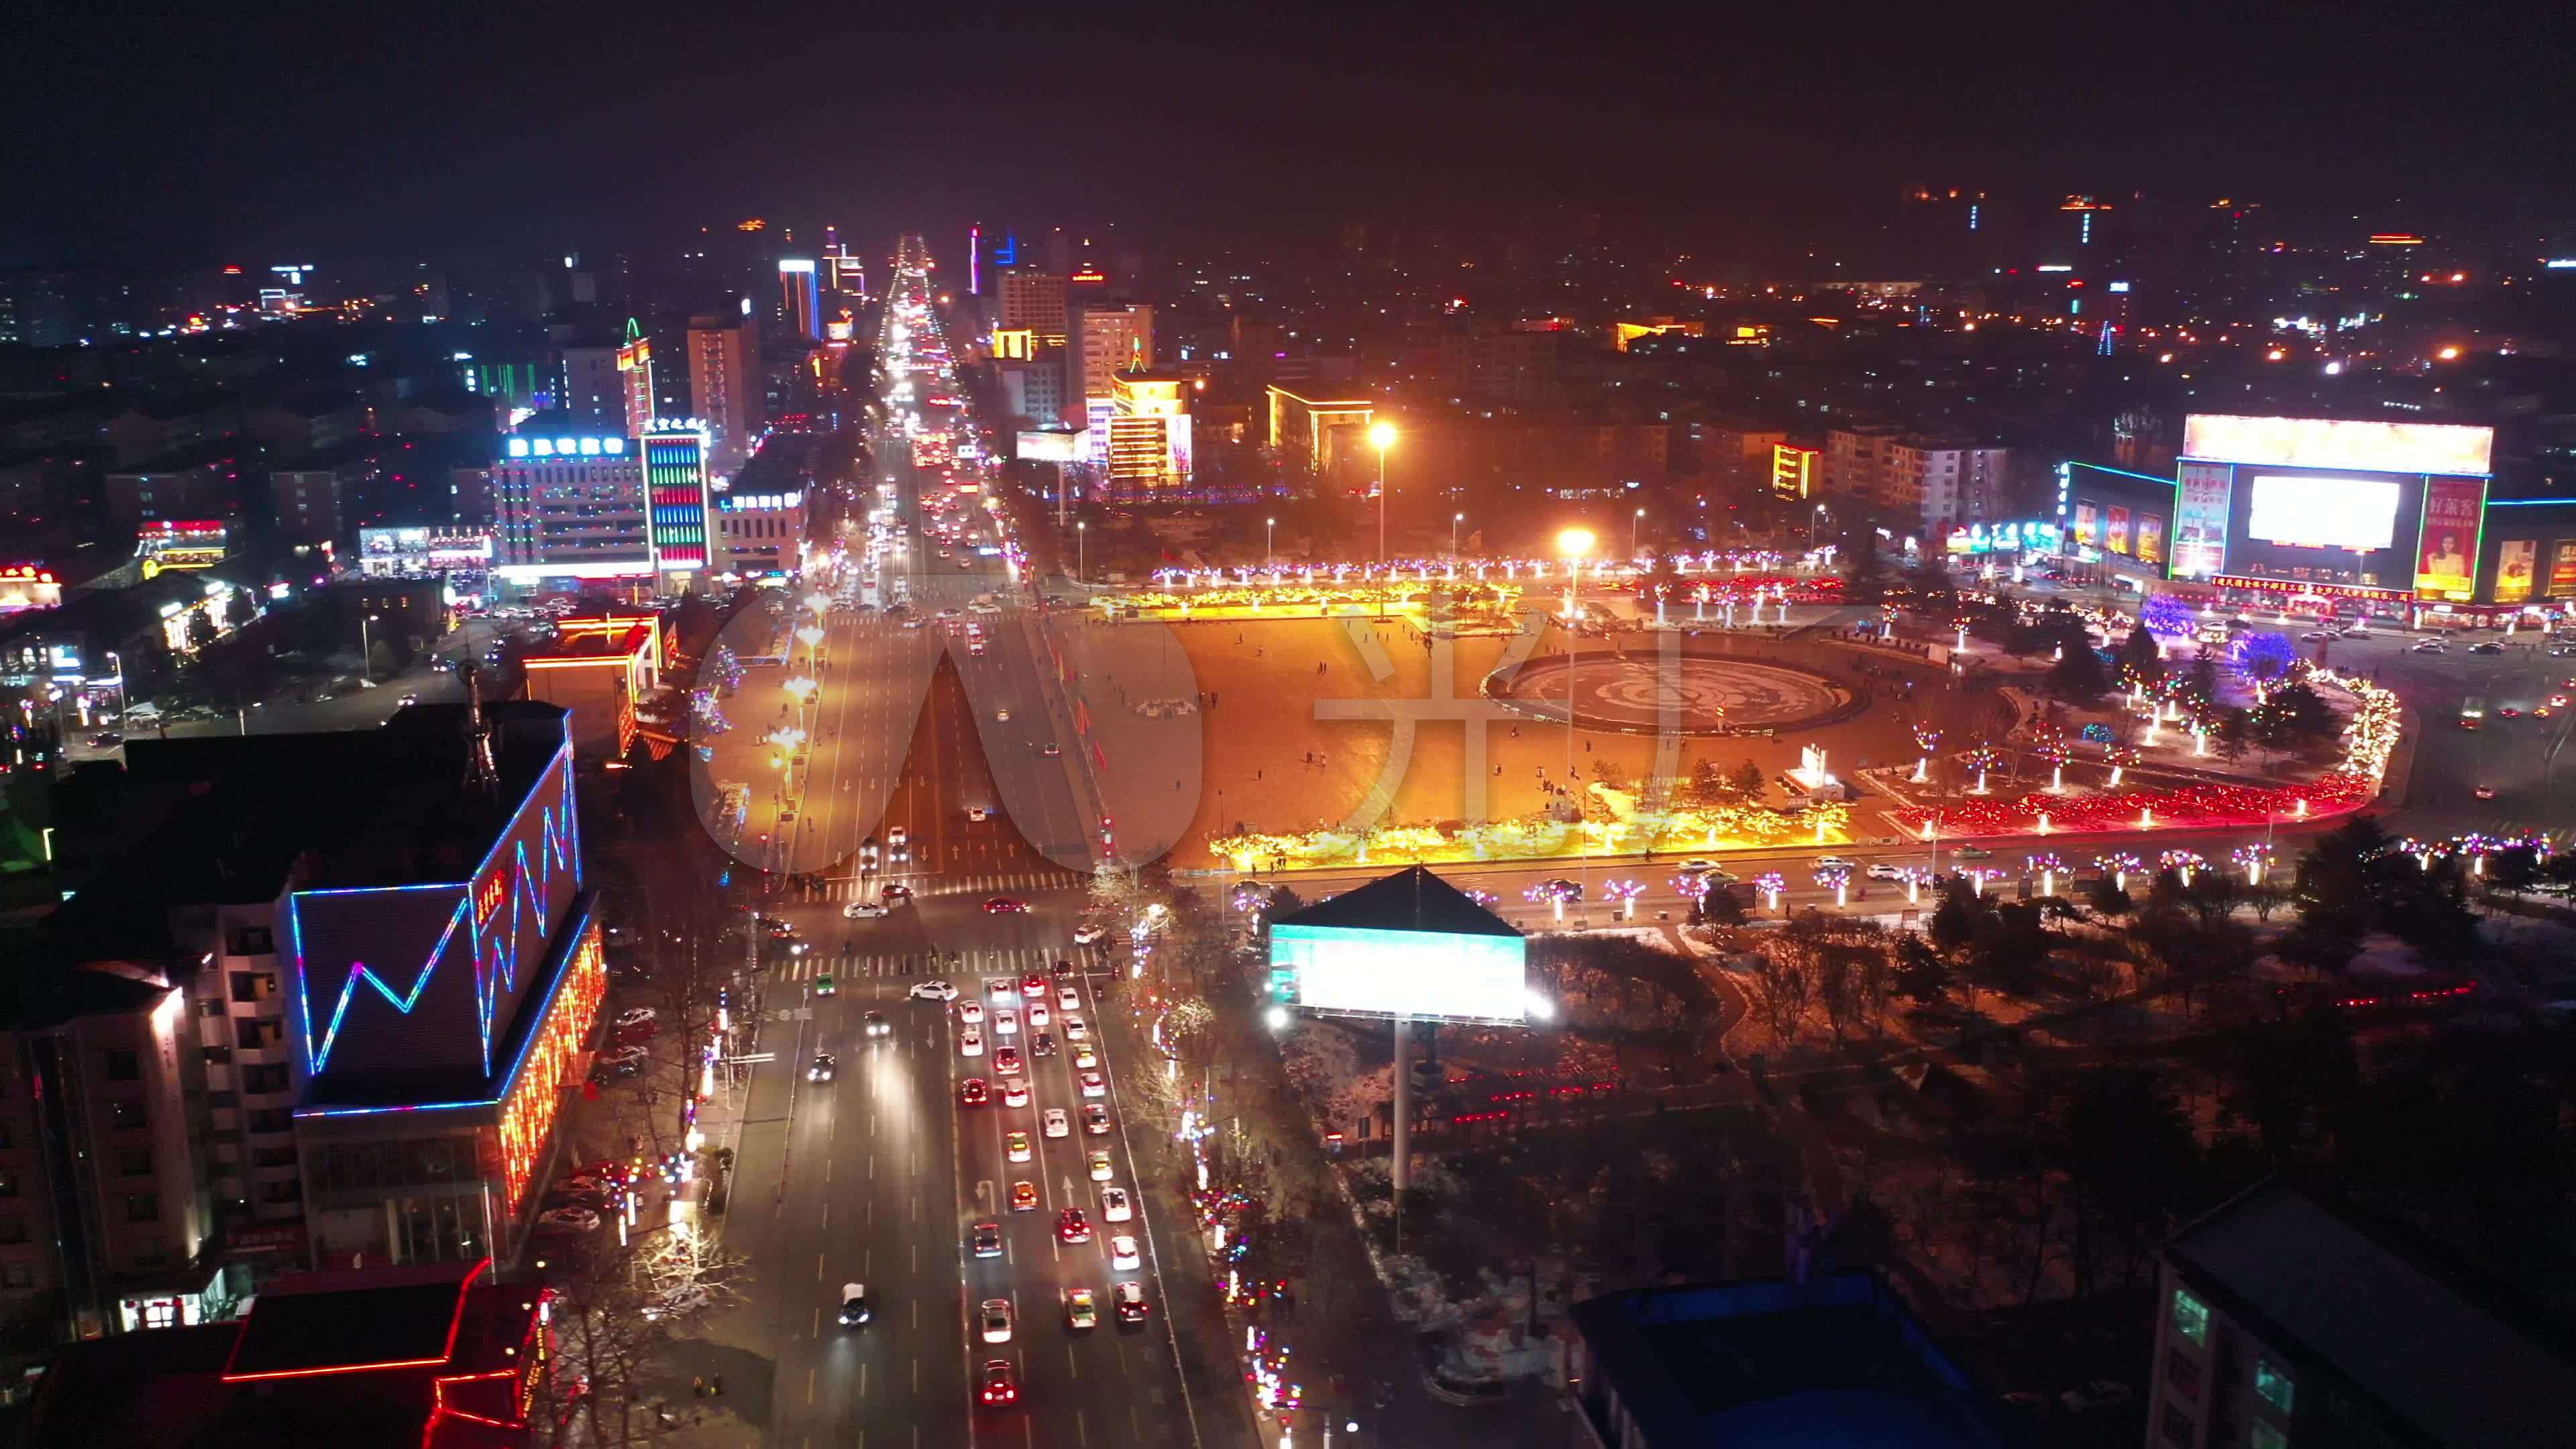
[221,1258,488,1383]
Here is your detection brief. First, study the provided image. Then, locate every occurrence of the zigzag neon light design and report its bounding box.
[299,746,584,1079]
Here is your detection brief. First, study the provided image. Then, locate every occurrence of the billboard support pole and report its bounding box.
[1391,1014,1411,1254]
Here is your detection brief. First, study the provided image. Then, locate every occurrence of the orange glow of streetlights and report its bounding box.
[1370,421,1397,561]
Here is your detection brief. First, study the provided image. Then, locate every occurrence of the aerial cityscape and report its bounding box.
[7,4,2576,1446]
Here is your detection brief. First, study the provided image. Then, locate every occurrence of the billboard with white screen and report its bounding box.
[1270,923,1527,1023]
[2184,415,2493,478]
[2246,474,2400,551]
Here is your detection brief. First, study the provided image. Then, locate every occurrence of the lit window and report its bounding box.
[2254,1359,2294,1415]
[2171,1288,2209,1346]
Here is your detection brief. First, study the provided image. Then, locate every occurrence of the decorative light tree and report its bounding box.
[2103,743,2136,788]
[1757,871,1786,912]
[1913,725,1941,783]
[1814,864,1851,908]
[2233,843,2273,884]
[2027,851,2065,896]
[2094,851,2145,892]
[1603,878,1646,920]
[2159,849,2208,886]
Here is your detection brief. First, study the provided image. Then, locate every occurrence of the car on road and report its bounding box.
[978,1359,1018,1405]
[1101,1186,1132,1221]
[958,999,984,1026]
[994,1008,1020,1036]
[2058,1380,2133,1415]
[967,806,989,822]
[1110,1234,1141,1270]
[2300,630,2334,642]
[1029,1031,1057,1058]
[1113,1281,1150,1324]
[814,973,836,997]
[1538,876,1583,901]
[2411,639,2447,653]
[614,1006,657,1029]
[995,708,1012,722]
[1026,1002,1050,1028]
[1057,1208,1093,1243]
[909,979,958,1001]
[960,1077,989,1107]
[1041,743,1061,757]
[1006,1131,1032,1163]
[863,1010,892,1038]
[843,900,889,918]
[1042,1108,1071,1138]
[2471,641,2506,655]
[2475,785,2498,800]
[1058,984,1081,1010]
[1953,845,1994,860]
[808,1053,837,1082]
[2500,706,2522,718]
[1082,1104,1111,1135]
[860,837,881,867]
[1064,1287,1098,1331]
[1011,1180,1038,1212]
[994,1046,1024,1075]
[1073,1043,1099,1069]
[1079,1069,1107,1097]
[1073,924,1108,945]
[1866,863,1910,881]
[839,1283,871,1327]
[960,1028,985,1058]
[1001,1078,1029,1107]
[988,975,1016,998]
[888,826,910,859]
[2554,695,2570,708]
[881,883,915,905]
[1022,973,1048,997]
[979,1298,1014,1343]
[1087,1149,1114,1181]
[1811,855,1858,871]
[537,1206,600,1233]
[984,896,1028,913]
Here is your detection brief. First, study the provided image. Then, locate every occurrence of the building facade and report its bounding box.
[490,431,651,592]
[687,314,761,477]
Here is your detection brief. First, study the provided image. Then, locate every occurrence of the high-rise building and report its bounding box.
[641,421,712,583]
[556,337,621,426]
[1104,370,1191,492]
[1072,303,1154,419]
[1826,425,2006,535]
[687,313,761,476]
[491,428,651,591]
[997,270,1069,348]
[996,357,1066,428]
[779,259,820,341]
[614,317,655,439]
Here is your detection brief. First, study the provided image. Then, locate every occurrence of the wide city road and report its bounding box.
[718,254,1209,1449]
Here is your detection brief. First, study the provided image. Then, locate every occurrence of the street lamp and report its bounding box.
[1368,421,1397,563]
[1077,521,1087,584]
[1265,517,1275,575]
[1633,506,1646,559]
[1452,512,1464,558]
[359,612,380,680]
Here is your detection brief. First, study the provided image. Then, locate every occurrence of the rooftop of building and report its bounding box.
[21,703,570,966]
[1273,865,1521,938]
[268,435,383,474]
[1568,1274,2008,1449]
[114,388,239,421]
[2165,1179,2576,1447]
[106,437,257,476]
[24,1258,539,1449]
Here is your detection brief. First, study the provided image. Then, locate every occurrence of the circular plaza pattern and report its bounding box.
[1489,653,1857,735]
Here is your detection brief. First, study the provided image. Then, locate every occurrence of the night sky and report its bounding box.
[11,0,2575,264]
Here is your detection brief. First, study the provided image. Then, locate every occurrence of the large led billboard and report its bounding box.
[2184,415,2493,478]
[2245,474,2401,551]
[1270,923,1528,1024]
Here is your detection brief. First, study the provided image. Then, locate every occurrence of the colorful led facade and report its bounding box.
[495,911,604,1212]
[642,425,710,572]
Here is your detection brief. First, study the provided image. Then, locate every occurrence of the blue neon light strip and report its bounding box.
[2483,498,2576,508]
[297,737,582,1079]
[2071,461,2180,487]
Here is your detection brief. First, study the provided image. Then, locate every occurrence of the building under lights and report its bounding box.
[1102,368,1192,492]
[490,429,650,594]
[0,704,600,1340]
[779,259,821,341]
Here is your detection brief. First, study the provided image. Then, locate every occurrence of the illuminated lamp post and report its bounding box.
[1265,517,1275,577]
[1758,871,1786,912]
[1816,865,1849,908]
[1913,726,1940,784]
[1370,421,1397,563]
[1632,506,1646,559]
[2029,853,2063,897]
[1452,512,1464,559]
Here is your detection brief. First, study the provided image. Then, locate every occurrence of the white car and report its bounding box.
[1042,1108,1071,1138]
[1062,1014,1089,1042]
[1058,985,1081,1011]
[1087,1149,1114,1181]
[993,1008,1018,1036]
[967,806,989,822]
[979,1297,1014,1344]
[960,1028,984,1057]
[1073,924,1108,945]
[958,1000,984,1026]
[989,977,1016,999]
[614,1007,657,1029]
[909,980,959,1002]
[1079,1069,1107,1097]
[843,901,888,919]
[1100,1187,1132,1222]
[1110,1234,1141,1271]
[1866,863,1909,881]
[995,708,1011,722]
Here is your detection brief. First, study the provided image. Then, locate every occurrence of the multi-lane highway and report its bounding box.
[714,246,1208,1449]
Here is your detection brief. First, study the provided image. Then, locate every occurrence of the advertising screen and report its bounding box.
[1269,923,1527,1023]
[2174,462,2233,578]
[2106,506,2131,555]
[2414,475,2486,598]
[2184,415,2493,478]
[2246,474,2400,550]
[2495,539,2538,603]
[2553,542,2576,600]
[2136,515,2165,566]
[2074,503,2098,548]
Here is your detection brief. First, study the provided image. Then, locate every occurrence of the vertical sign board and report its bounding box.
[2412,476,2487,600]
[2495,540,2538,604]
[643,433,709,570]
[2551,541,2576,600]
[2172,462,2234,579]
[2135,515,2165,566]
[2106,506,2131,557]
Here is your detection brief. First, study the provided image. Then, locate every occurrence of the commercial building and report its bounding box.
[641,420,712,587]
[2150,1181,2576,1448]
[272,441,383,547]
[2059,460,2179,594]
[555,337,621,429]
[105,443,249,537]
[520,611,666,758]
[1771,442,1821,501]
[713,484,806,581]
[491,430,650,592]
[779,259,821,341]
[0,704,599,1339]
[357,526,496,607]
[1102,370,1192,493]
[1071,303,1154,422]
[997,356,1066,428]
[1265,384,1377,474]
[1567,1273,2008,1449]
[997,270,1068,347]
[1826,426,2007,537]
[614,317,655,439]
[687,313,761,477]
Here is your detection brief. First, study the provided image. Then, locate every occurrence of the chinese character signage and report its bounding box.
[2412,475,2485,599]
[2553,542,2576,599]
[2174,462,2233,578]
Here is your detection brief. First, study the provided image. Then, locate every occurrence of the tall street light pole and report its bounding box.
[1633,506,1646,559]
[1452,513,1464,558]
[1076,521,1087,585]
[1368,421,1397,565]
[1265,517,1275,576]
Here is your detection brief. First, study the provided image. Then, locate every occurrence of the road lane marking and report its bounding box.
[1076,1410,1088,1446]
[818,1251,826,1281]
[1067,1344,1079,1380]
[860,1363,867,1399]
[806,1366,816,1404]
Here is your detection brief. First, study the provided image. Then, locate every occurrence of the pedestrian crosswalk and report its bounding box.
[773,945,1082,982]
[797,871,1085,902]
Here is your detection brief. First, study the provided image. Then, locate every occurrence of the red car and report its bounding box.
[979,1359,1019,1405]
[1021,973,1048,998]
[959,1077,990,1107]
[983,897,1027,914]
[1057,1208,1093,1243]
[994,1047,1024,1076]
[881,883,914,904]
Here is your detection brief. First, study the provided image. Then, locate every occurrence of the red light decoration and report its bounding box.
[223,1259,488,1383]
[497,923,606,1214]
